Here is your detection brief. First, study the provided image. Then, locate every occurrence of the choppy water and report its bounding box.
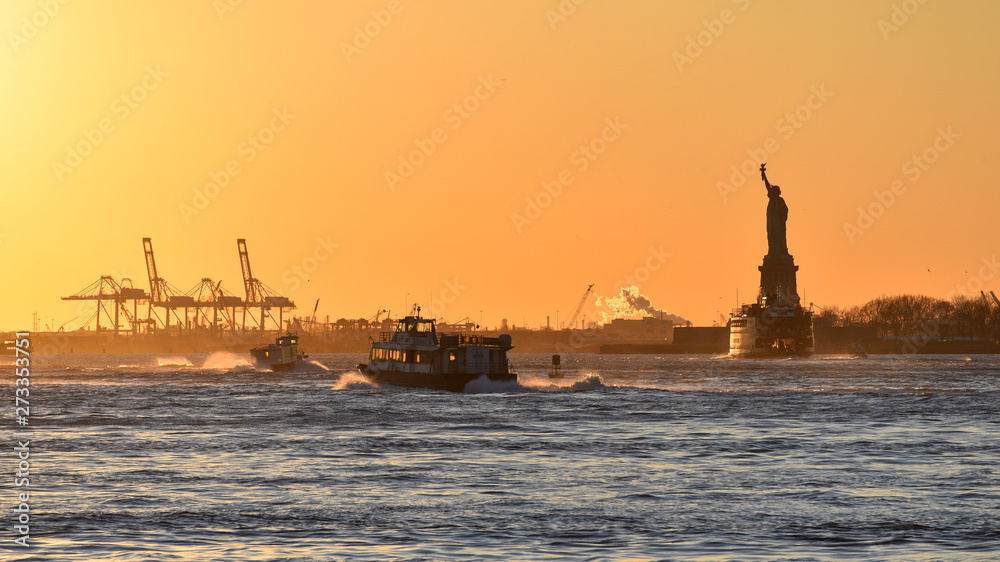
[5,353,1000,560]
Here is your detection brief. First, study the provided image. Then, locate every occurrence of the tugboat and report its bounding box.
[357,307,517,391]
[250,334,307,371]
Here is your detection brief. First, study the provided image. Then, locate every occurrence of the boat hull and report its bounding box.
[359,365,517,392]
[253,357,303,371]
[729,349,813,359]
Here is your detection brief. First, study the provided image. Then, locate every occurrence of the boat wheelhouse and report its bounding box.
[358,313,516,391]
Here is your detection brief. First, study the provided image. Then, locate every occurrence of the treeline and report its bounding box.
[815,294,1000,342]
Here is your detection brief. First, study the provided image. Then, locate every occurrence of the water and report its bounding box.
[6,353,1000,560]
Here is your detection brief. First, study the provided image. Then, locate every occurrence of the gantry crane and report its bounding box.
[61,275,151,337]
[237,239,295,331]
[565,284,595,330]
[187,278,242,333]
[143,237,194,333]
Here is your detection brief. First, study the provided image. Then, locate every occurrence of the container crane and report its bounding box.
[143,238,194,332]
[187,278,242,333]
[61,275,152,337]
[237,238,295,331]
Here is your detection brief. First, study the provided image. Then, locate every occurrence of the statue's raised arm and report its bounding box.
[760,163,774,194]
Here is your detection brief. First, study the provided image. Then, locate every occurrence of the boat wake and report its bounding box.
[464,373,607,393]
[332,372,379,390]
[522,373,607,392]
[203,352,252,370]
[156,356,193,367]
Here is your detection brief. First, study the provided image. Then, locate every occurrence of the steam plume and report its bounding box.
[594,285,688,324]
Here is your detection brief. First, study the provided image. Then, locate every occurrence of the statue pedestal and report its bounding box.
[759,253,800,304]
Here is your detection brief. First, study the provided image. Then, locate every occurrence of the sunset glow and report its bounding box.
[3,0,998,330]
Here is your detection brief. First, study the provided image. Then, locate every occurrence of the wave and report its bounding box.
[155,356,193,367]
[202,352,252,370]
[465,373,608,393]
[332,372,379,390]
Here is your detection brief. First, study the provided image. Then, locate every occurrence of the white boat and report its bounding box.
[729,291,815,358]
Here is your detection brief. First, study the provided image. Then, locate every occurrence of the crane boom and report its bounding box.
[143,237,167,303]
[237,238,257,303]
[566,284,595,329]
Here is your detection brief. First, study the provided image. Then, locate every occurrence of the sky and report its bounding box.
[1,0,998,331]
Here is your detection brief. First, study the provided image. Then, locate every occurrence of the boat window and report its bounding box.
[449,351,456,362]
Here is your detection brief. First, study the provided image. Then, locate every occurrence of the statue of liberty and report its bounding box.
[760,163,788,256]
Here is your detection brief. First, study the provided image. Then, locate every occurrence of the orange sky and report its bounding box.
[2,0,998,330]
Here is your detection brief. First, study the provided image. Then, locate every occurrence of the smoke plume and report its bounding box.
[594,285,688,324]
